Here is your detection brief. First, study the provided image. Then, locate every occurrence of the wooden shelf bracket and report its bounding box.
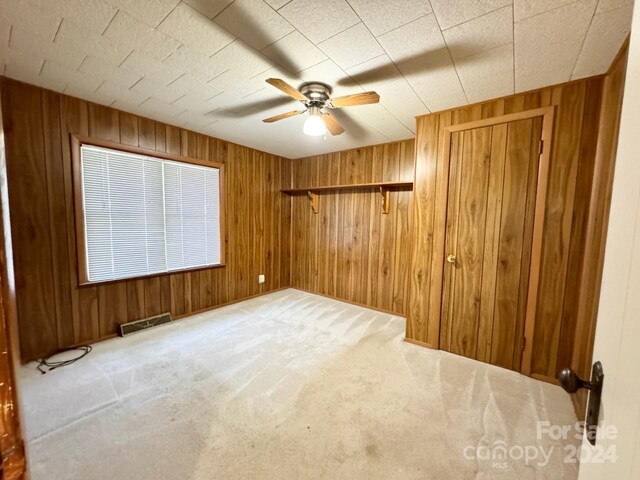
[281,181,414,215]
[307,191,319,214]
[380,187,390,214]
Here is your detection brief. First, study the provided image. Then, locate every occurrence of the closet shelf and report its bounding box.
[281,181,413,215]
[280,181,413,195]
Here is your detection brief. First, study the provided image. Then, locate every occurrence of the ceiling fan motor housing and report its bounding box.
[299,82,332,107]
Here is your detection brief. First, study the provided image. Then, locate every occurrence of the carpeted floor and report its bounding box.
[18,289,579,479]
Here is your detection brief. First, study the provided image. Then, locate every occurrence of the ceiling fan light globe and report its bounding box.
[303,114,326,136]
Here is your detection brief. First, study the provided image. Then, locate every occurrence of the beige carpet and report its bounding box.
[18,289,579,479]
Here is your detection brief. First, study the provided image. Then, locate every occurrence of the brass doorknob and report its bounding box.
[446,254,456,264]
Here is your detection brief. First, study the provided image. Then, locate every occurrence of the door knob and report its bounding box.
[446,254,456,264]
[558,361,604,445]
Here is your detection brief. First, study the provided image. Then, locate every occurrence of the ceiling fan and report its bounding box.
[262,78,380,137]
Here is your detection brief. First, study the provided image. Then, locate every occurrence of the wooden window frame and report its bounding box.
[71,134,226,286]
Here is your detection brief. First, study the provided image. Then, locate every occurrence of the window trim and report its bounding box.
[71,134,226,286]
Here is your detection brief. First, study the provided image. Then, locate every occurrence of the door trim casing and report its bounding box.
[436,107,556,376]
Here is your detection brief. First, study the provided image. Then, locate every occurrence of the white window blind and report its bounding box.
[80,145,221,283]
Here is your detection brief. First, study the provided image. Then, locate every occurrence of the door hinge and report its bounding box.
[521,336,527,352]
[538,140,544,156]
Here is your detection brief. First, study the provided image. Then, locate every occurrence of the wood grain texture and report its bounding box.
[290,141,414,315]
[1,77,292,361]
[440,118,541,372]
[571,43,629,418]
[0,79,26,479]
[408,78,606,378]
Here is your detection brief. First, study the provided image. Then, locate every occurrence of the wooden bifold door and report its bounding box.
[440,116,544,371]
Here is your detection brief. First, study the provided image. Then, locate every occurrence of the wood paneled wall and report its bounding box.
[290,140,414,315]
[0,77,291,362]
[407,77,606,380]
[572,42,629,416]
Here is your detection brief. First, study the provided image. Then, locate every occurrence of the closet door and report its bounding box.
[440,117,543,371]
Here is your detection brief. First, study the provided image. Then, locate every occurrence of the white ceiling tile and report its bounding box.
[211,71,266,98]
[9,27,86,70]
[346,54,427,130]
[261,30,327,73]
[349,103,414,139]
[141,97,186,117]
[5,63,66,92]
[264,0,291,9]
[596,0,634,14]
[214,0,294,50]
[157,3,235,56]
[173,109,219,127]
[41,60,103,92]
[443,6,513,60]
[514,0,576,21]
[456,43,514,103]
[0,0,630,158]
[64,83,117,106]
[298,59,364,97]
[0,22,9,47]
[183,0,234,18]
[110,97,156,117]
[120,51,184,85]
[30,0,117,34]
[318,23,385,70]
[572,5,633,79]
[55,19,132,65]
[103,11,181,62]
[347,0,433,36]
[208,41,276,95]
[279,0,359,43]
[378,14,468,112]
[0,0,61,39]
[96,81,149,106]
[172,92,225,113]
[131,77,187,104]
[430,0,512,30]
[78,56,142,89]
[515,0,597,92]
[149,114,188,127]
[103,0,181,27]
[0,44,44,80]
[169,74,224,100]
[163,46,228,82]
[210,40,274,77]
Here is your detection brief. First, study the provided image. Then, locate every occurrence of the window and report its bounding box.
[74,138,224,284]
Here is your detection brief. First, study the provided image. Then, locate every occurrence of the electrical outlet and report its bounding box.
[258,274,265,284]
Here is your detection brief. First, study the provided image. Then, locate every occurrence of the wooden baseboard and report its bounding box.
[403,337,436,349]
[289,286,406,317]
[24,286,291,363]
[173,286,290,320]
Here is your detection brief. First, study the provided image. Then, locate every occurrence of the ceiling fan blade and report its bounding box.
[330,91,380,108]
[262,109,306,123]
[265,78,308,102]
[322,113,345,136]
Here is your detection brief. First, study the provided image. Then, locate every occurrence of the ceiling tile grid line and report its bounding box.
[568,0,600,79]
[425,8,471,106]
[0,0,634,158]
[570,0,616,78]
[236,0,422,136]
[338,1,432,120]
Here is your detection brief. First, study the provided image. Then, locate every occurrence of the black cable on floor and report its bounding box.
[37,345,92,374]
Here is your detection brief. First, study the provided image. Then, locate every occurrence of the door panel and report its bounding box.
[441,126,492,358]
[441,117,542,371]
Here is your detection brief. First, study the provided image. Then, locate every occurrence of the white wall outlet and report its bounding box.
[258,274,265,284]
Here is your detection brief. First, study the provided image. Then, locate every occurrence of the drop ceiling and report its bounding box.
[0,0,634,159]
